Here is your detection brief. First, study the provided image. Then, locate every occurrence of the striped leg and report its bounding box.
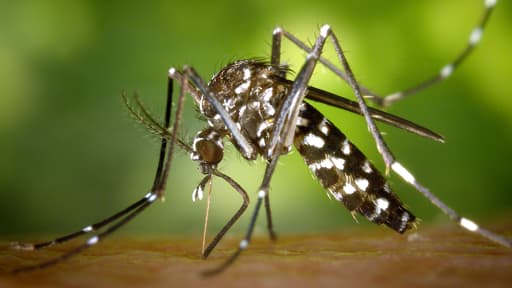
[317,25,511,247]
[379,0,498,107]
[202,25,334,276]
[11,71,182,273]
[272,0,498,107]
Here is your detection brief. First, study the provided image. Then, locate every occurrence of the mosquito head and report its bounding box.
[190,127,224,174]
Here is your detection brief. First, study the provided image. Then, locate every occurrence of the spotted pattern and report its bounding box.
[201,60,289,160]
[294,102,415,233]
[200,60,415,233]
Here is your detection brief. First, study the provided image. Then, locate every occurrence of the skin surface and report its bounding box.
[1,222,511,288]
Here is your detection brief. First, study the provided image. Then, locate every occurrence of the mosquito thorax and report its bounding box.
[201,60,290,160]
[190,127,224,174]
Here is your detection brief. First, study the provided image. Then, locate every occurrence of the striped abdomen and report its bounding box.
[294,102,415,233]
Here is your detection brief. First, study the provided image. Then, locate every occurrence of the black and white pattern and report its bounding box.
[295,102,414,233]
[198,59,420,234]
[200,60,289,158]
[11,0,510,275]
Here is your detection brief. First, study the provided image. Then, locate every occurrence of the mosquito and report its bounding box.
[11,0,509,275]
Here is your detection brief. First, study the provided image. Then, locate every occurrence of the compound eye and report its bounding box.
[195,139,223,166]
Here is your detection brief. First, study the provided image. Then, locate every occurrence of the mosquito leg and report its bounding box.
[11,75,178,272]
[274,27,376,97]
[271,27,282,67]
[267,25,332,158]
[152,69,187,196]
[379,0,498,107]
[265,25,336,241]
[13,194,157,274]
[392,162,511,247]
[321,29,395,171]
[178,65,263,258]
[275,0,497,107]
[183,66,257,161]
[202,157,280,276]
[11,77,175,253]
[203,25,334,275]
[326,27,511,248]
[276,23,511,248]
[10,195,150,251]
[264,193,277,241]
[202,170,249,258]
[255,27,286,242]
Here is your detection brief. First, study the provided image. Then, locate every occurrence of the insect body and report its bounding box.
[295,102,415,233]
[11,0,510,275]
[199,59,415,233]
[197,60,288,159]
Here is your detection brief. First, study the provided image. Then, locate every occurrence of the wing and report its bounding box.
[294,102,415,233]
[280,79,444,142]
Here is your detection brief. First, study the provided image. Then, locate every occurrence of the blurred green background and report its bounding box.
[1,0,511,239]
